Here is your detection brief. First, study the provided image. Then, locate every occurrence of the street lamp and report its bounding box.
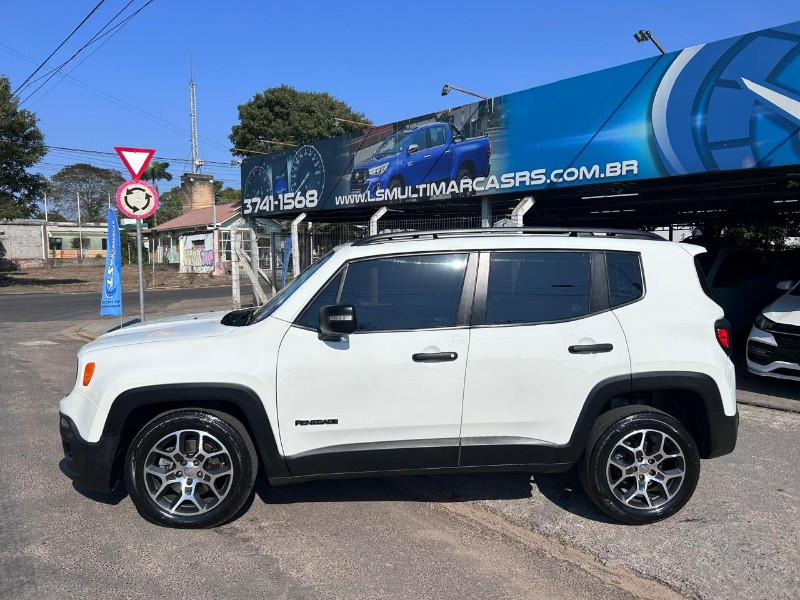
[441,83,489,100]
[333,117,372,128]
[634,30,666,55]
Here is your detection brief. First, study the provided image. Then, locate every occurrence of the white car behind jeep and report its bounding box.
[747,279,800,381]
[59,228,738,528]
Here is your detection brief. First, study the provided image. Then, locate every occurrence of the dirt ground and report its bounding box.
[0,262,230,294]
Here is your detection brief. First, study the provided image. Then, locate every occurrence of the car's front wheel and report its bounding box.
[124,410,257,528]
[579,406,700,524]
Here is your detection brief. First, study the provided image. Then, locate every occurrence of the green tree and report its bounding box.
[142,161,173,226]
[142,161,172,194]
[50,163,124,223]
[214,180,240,204]
[33,208,67,221]
[0,76,47,220]
[229,84,371,156]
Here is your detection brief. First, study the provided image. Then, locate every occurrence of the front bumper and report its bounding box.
[59,413,120,493]
[746,326,800,381]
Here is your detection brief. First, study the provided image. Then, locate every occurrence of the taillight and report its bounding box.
[714,319,732,355]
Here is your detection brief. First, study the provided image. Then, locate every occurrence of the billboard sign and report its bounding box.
[241,21,800,218]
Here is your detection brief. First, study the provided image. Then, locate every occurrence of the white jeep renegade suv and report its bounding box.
[59,228,738,528]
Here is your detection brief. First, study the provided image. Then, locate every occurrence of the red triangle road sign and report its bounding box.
[114,147,156,180]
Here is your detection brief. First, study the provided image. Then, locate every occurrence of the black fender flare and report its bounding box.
[107,383,290,478]
[565,371,733,461]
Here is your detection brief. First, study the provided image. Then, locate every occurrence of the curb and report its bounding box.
[75,330,97,342]
[737,396,800,414]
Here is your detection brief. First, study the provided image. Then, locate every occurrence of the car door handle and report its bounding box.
[568,343,614,354]
[412,352,458,362]
[423,154,432,159]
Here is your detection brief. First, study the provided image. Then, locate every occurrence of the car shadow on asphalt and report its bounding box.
[253,468,616,524]
[71,480,128,505]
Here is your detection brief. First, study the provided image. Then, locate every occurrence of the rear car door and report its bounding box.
[460,250,631,466]
[276,252,476,476]
[427,124,452,182]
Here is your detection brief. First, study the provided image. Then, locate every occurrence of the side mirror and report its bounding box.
[777,280,795,291]
[407,144,420,154]
[318,304,356,340]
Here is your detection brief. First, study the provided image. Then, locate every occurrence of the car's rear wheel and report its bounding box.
[579,406,700,524]
[124,410,257,528]
[456,165,474,197]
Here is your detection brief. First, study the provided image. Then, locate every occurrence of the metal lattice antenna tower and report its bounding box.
[189,53,202,173]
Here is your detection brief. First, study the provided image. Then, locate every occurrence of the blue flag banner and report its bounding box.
[101,208,122,316]
[281,236,292,289]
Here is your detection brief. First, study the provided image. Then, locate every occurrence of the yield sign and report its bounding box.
[114,146,156,180]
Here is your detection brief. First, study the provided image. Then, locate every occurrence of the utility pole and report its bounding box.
[76,191,83,260]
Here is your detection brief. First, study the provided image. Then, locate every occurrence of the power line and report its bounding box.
[0,42,191,139]
[19,0,155,106]
[11,0,106,98]
[45,145,241,169]
[0,42,238,156]
[24,0,138,90]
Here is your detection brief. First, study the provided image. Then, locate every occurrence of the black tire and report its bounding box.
[579,406,700,525]
[456,165,474,198]
[388,177,403,192]
[124,410,257,528]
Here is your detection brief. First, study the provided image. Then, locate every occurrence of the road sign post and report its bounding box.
[114,153,158,323]
[135,220,145,321]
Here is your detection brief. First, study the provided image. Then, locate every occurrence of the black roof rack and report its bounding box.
[352,227,665,246]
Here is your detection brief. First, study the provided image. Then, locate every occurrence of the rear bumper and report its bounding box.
[59,413,120,493]
[707,410,739,458]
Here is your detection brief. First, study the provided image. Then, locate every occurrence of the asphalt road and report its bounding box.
[0,318,675,600]
[0,285,253,322]
[1,312,798,599]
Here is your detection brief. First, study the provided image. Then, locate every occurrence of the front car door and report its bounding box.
[276,252,476,476]
[404,128,430,186]
[460,250,631,467]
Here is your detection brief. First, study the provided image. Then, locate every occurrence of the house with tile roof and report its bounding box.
[148,203,282,275]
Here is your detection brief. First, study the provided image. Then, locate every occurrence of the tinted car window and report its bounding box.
[409,129,427,151]
[296,272,342,329]
[340,254,468,331]
[429,126,447,148]
[486,252,591,325]
[607,252,643,307]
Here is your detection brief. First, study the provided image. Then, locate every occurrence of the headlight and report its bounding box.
[755,314,775,331]
[368,163,389,176]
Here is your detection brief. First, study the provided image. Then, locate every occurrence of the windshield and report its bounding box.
[374,131,412,158]
[790,281,800,296]
[248,251,335,324]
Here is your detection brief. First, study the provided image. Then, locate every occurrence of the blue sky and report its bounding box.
[2,0,798,192]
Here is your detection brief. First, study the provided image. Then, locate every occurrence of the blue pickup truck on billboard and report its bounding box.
[241,20,800,217]
[350,122,490,198]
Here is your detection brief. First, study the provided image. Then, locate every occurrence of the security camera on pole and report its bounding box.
[114,147,159,323]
